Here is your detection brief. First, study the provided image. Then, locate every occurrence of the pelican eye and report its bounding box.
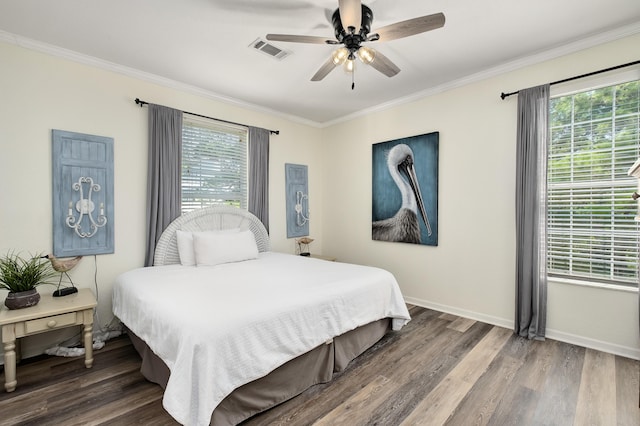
[401,156,413,168]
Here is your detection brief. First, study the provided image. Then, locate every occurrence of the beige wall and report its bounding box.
[0,41,324,358]
[1,32,639,361]
[320,33,640,359]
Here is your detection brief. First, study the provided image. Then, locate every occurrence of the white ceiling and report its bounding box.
[1,0,639,125]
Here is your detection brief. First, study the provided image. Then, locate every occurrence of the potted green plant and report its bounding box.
[0,252,56,310]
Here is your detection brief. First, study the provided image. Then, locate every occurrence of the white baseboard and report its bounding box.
[403,296,640,361]
[404,296,514,329]
[544,328,640,360]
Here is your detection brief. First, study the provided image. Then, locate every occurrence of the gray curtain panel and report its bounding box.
[248,126,270,233]
[144,104,183,266]
[515,84,550,340]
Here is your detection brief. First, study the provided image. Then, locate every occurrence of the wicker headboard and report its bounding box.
[153,206,271,266]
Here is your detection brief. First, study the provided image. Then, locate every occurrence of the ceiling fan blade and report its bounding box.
[338,0,362,33]
[368,50,401,77]
[374,12,445,42]
[266,34,333,44]
[323,8,334,24]
[311,57,339,81]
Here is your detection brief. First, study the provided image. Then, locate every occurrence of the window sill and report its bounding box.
[548,276,638,294]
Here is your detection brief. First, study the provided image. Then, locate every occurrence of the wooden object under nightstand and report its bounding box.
[0,288,97,392]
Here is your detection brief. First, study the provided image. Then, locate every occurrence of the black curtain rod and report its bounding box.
[134,98,280,135]
[500,59,640,100]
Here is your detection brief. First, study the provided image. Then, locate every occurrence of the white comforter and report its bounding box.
[112,252,410,425]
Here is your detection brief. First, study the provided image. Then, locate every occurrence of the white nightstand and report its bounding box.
[0,288,97,392]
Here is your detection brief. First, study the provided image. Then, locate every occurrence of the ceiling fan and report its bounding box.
[266,0,445,87]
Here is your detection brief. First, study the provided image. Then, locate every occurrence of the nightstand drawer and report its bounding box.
[25,312,77,334]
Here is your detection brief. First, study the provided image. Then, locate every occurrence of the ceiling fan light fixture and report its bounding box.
[332,47,349,65]
[357,46,375,64]
[343,57,356,74]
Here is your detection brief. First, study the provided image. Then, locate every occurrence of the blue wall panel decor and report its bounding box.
[285,163,309,238]
[372,132,439,246]
[52,130,114,256]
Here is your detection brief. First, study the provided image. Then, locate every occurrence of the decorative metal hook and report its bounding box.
[295,190,309,227]
[66,176,107,238]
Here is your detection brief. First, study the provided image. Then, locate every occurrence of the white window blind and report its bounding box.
[548,79,640,286]
[181,117,248,213]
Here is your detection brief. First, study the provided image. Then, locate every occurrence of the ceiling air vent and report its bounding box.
[250,38,290,60]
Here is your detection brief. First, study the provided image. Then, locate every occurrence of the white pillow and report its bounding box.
[176,229,240,266]
[176,230,196,266]
[193,229,258,266]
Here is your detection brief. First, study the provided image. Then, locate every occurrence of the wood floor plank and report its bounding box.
[515,338,557,392]
[313,375,397,425]
[529,340,584,425]
[12,371,157,426]
[0,360,143,424]
[487,385,539,426]
[615,355,640,426]
[439,313,459,322]
[574,348,617,426]
[399,326,512,425]
[443,334,530,426]
[447,317,476,333]
[107,399,179,426]
[359,321,494,425]
[484,337,560,425]
[64,385,164,426]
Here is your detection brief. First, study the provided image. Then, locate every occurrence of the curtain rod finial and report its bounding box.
[500,92,507,100]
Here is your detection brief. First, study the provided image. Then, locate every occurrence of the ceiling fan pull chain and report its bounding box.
[351,71,355,90]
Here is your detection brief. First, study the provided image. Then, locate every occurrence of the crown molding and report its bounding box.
[2,21,639,129]
[321,21,640,127]
[0,30,321,129]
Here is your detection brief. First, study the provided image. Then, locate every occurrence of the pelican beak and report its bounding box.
[402,159,432,236]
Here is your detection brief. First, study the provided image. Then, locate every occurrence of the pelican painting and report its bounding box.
[372,133,438,245]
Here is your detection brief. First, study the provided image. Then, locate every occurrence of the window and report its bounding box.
[181,117,248,213]
[547,79,640,286]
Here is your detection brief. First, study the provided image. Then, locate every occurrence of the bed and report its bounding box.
[112,206,411,425]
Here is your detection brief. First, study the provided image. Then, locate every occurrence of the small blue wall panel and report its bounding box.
[52,130,114,256]
[285,163,309,238]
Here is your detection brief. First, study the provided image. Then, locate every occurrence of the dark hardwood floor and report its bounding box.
[1,305,638,425]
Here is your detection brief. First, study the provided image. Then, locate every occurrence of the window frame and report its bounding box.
[547,69,640,288]
[180,115,249,213]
